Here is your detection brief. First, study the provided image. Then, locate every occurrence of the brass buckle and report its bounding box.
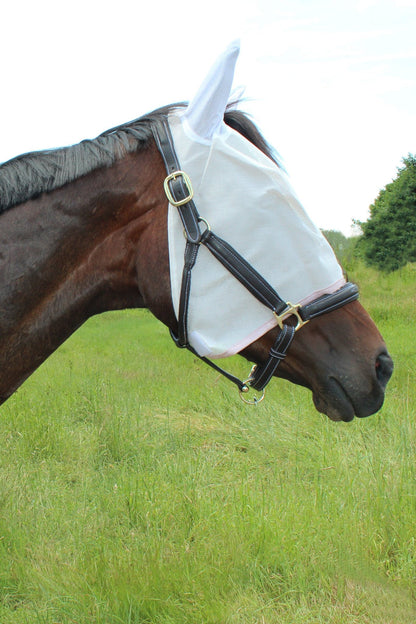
[164,170,194,207]
[274,302,309,332]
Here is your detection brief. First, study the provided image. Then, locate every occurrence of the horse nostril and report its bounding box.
[375,352,394,387]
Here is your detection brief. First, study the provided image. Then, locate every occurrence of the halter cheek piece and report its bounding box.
[152,119,359,404]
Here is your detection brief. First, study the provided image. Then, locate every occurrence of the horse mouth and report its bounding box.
[313,378,363,423]
[310,349,393,422]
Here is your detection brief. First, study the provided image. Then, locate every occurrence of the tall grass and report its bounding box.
[0,264,415,623]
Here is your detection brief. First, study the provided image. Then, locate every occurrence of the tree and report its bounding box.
[356,154,416,272]
[321,229,359,267]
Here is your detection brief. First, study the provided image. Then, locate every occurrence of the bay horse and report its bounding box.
[0,102,393,421]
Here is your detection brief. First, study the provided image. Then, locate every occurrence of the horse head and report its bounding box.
[148,41,393,421]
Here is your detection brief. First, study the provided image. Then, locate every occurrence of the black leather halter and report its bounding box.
[152,118,359,403]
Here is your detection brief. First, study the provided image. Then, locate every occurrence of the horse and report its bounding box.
[0,102,393,421]
[0,43,393,421]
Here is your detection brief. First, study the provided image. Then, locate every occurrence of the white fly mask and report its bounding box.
[167,41,345,359]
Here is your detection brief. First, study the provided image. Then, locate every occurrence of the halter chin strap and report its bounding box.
[152,118,359,403]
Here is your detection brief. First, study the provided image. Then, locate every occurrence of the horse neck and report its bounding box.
[0,144,170,402]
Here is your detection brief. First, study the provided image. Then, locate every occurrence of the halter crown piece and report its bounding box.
[152,41,359,403]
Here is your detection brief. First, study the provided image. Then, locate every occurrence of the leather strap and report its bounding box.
[201,230,287,315]
[176,241,200,347]
[249,324,296,391]
[300,282,359,322]
[152,118,201,243]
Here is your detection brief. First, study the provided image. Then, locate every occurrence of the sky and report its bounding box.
[1,0,415,235]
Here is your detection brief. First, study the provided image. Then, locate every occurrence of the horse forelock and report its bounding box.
[0,103,277,213]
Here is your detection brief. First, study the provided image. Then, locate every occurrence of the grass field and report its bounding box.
[0,263,415,623]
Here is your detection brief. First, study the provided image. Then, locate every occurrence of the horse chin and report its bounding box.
[312,377,385,423]
[312,388,355,423]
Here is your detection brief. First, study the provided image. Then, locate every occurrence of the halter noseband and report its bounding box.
[152,118,359,404]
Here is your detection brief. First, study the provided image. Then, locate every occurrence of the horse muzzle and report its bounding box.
[313,349,394,422]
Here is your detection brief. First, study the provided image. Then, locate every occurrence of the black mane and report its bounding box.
[0,104,278,213]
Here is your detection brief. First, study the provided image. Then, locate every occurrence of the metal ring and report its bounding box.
[198,217,211,233]
[239,384,265,405]
[182,217,211,241]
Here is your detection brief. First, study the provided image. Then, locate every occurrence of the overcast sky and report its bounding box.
[1,0,415,234]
